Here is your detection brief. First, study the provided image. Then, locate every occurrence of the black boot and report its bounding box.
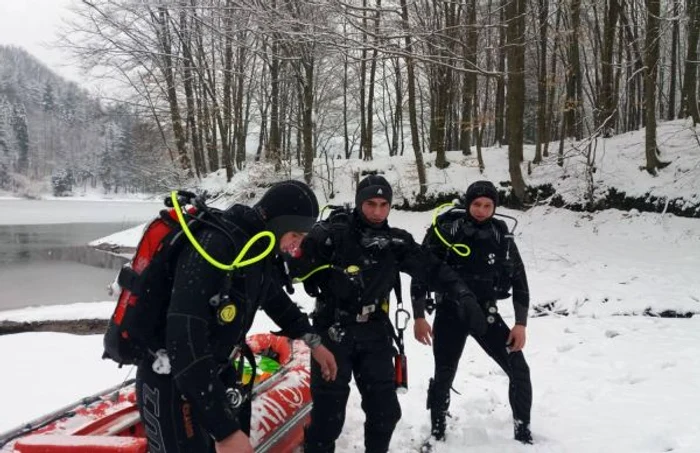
[427,379,449,441]
[365,430,393,453]
[304,425,336,453]
[514,420,533,444]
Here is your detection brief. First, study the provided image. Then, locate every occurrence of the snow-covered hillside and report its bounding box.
[191,119,700,217]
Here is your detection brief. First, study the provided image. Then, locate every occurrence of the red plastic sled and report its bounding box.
[0,333,311,453]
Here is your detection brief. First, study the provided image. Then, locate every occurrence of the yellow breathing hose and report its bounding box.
[170,191,276,271]
[292,264,333,283]
[432,202,471,257]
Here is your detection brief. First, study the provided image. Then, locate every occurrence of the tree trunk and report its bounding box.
[682,0,700,124]
[269,27,282,168]
[494,0,507,145]
[392,57,403,157]
[179,6,204,177]
[359,0,368,160]
[400,0,426,195]
[544,6,562,157]
[534,0,549,163]
[364,0,381,161]
[619,2,645,131]
[431,64,450,169]
[461,0,478,157]
[302,60,314,184]
[192,5,218,173]
[668,0,680,120]
[565,0,583,140]
[644,0,663,174]
[343,37,350,159]
[233,36,248,171]
[506,0,528,202]
[220,0,233,181]
[599,0,620,137]
[157,6,192,177]
[431,1,457,169]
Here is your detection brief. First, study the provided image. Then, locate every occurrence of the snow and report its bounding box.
[0,302,115,323]
[527,120,700,205]
[2,205,700,452]
[1,120,700,451]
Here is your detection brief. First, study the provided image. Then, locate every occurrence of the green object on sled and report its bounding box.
[237,355,281,384]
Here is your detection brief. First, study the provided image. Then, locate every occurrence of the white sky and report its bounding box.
[0,0,85,84]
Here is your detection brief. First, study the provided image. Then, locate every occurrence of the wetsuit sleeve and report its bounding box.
[394,228,477,311]
[287,221,334,289]
[166,230,242,441]
[409,227,437,319]
[509,239,530,326]
[410,288,428,319]
[262,281,314,338]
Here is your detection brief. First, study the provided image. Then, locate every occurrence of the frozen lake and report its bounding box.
[0,198,162,311]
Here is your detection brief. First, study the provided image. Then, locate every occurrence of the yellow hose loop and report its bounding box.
[170,191,276,271]
[432,201,472,257]
[292,264,332,283]
[319,204,333,220]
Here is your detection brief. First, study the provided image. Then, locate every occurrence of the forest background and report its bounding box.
[1,0,699,216]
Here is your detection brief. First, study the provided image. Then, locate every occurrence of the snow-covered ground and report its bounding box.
[1,206,699,452]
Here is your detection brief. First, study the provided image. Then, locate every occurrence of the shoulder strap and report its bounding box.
[324,206,353,260]
[393,269,403,305]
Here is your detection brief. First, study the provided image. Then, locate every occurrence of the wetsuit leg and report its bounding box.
[136,365,214,453]
[472,313,532,424]
[353,323,401,453]
[304,333,353,453]
[431,304,469,415]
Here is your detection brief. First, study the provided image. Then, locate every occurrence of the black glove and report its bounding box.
[455,291,488,337]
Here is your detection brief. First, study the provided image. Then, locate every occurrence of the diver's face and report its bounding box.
[469,197,495,222]
[279,231,306,257]
[361,198,391,225]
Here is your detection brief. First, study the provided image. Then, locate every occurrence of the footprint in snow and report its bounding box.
[605,329,620,338]
[556,344,575,353]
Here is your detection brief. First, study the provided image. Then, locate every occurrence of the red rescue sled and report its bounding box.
[0,333,311,453]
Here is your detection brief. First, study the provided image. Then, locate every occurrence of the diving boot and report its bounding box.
[427,378,450,441]
[430,408,447,441]
[514,419,533,444]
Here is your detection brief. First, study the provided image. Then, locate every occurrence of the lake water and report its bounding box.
[0,198,163,312]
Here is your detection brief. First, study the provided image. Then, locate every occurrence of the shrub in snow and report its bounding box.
[51,168,74,197]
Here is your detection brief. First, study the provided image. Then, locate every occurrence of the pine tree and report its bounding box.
[0,98,12,188]
[12,104,29,175]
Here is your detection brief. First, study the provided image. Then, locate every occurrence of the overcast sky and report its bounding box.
[0,0,85,84]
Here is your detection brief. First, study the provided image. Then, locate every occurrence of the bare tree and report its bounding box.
[506,0,528,202]
[644,0,669,174]
[460,0,479,157]
[399,0,427,195]
[667,0,680,120]
[598,0,621,137]
[682,0,700,124]
[534,0,549,163]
